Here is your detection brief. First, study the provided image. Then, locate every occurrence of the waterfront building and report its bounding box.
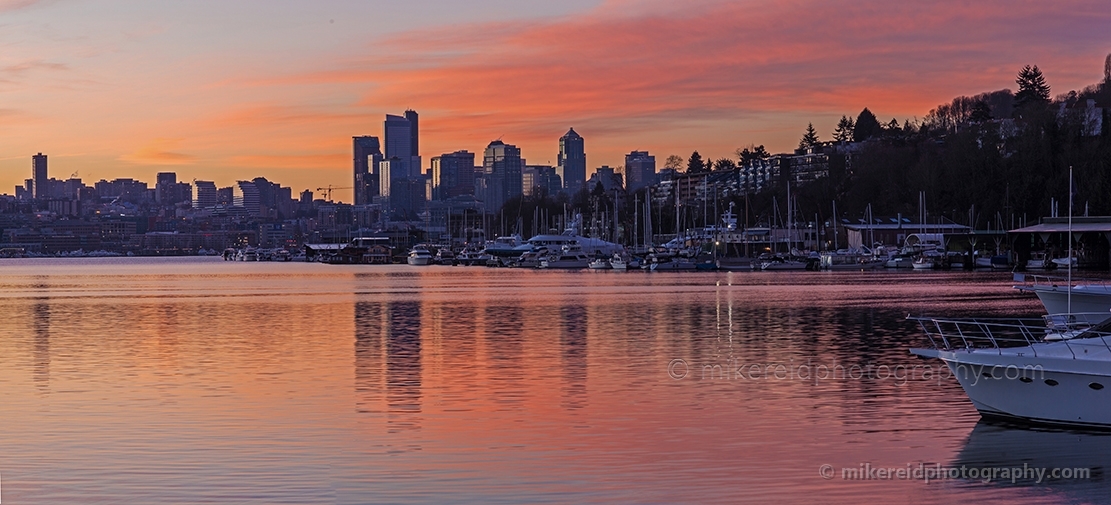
[32,153,47,199]
[557,128,585,195]
[430,150,476,200]
[353,136,382,205]
[624,151,656,192]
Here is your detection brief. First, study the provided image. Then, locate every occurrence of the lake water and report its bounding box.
[0,257,1107,504]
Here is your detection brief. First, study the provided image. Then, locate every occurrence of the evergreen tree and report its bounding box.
[1014,65,1051,110]
[968,100,993,123]
[687,151,707,173]
[713,158,737,171]
[798,123,820,150]
[832,115,854,142]
[853,108,882,141]
[736,145,770,165]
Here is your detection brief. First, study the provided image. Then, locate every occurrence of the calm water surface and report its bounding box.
[0,257,1106,504]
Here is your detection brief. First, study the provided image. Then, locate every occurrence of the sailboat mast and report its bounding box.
[1068,166,1073,316]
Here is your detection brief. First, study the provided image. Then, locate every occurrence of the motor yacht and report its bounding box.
[407,246,434,265]
[911,315,1111,428]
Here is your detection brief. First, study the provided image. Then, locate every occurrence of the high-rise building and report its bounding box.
[624,150,657,192]
[480,140,523,211]
[32,153,48,199]
[155,172,191,205]
[404,109,419,158]
[430,150,476,200]
[522,165,562,196]
[557,128,585,195]
[194,181,218,209]
[385,112,422,178]
[353,136,382,205]
[233,181,261,216]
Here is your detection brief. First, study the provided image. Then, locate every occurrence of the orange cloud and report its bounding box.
[120,138,196,166]
[212,0,1106,171]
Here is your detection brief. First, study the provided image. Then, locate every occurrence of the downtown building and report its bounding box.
[353,135,382,205]
[477,140,523,212]
[430,150,476,200]
[624,151,656,192]
[384,110,421,179]
[557,128,585,195]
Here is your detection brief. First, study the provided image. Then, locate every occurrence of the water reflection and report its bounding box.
[559,303,587,410]
[353,300,423,432]
[31,298,50,391]
[954,421,1109,500]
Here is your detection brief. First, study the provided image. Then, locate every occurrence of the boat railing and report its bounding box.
[1013,272,1111,290]
[910,316,1049,354]
[910,315,1111,358]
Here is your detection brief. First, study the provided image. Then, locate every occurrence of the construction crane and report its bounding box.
[315,185,353,202]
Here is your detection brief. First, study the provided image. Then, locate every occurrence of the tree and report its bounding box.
[1105,53,1110,83]
[853,108,882,142]
[687,151,707,173]
[713,158,737,171]
[736,145,770,165]
[798,123,820,150]
[832,115,855,142]
[968,100,993,123]
[1014,64,1051,110]
[664,154,684,170]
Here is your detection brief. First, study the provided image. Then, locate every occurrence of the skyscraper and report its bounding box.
[430,150,475,200]
[557,128,585,195]
[385,112,422,178]
[353,136,382,205]
[32,153,47,199]
[480,140,523,211]
[404,109,419,158]
[624,150,657,192]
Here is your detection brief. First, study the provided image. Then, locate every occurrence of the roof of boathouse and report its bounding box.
[1010,216,1111,234]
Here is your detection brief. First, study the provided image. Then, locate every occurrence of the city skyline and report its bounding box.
[2,0,1109,203]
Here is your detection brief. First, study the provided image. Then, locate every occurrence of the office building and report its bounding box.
[430,150,476,200]
[557,128,585,195]
[384,112,421,178]
[194,181,218,209]
[624,151,657,192]
[479,140,523,211]
[32,153,48,199]
[353,136,382,205]
[233,181,261,217]
[522,165,561,196]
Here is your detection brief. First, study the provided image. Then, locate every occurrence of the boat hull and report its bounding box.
[913,346,1111,428]
[1018,285,1111,324]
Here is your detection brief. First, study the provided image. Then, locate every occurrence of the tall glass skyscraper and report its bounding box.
[385,111,421,178]
[557,128,585,195]
[353,136,382,205]
[32,152,48,199]
[481,140,523,212]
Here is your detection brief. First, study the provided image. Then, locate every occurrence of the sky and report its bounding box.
[2,0,1109,203]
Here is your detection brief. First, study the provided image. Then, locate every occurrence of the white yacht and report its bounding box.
[516,214,624,258]
[1014,273,1111,324]
[539,244,592,269]
[588,257,611,270]
[609,254,629,271]
[407,246,434,266]
[911,316,1111,428]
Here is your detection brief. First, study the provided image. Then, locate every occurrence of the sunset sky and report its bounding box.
[2,0,1109,203]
